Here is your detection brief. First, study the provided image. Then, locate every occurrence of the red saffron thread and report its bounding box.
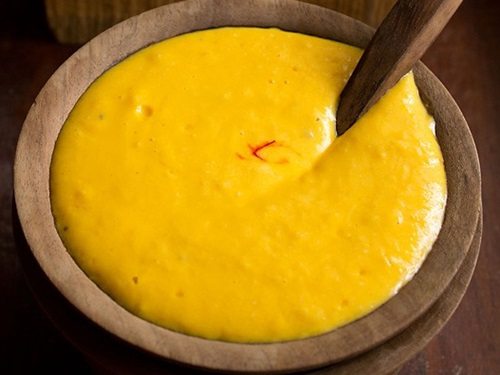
[248,140,276,161]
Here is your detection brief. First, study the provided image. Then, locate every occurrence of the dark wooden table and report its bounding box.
[1,0,498,373]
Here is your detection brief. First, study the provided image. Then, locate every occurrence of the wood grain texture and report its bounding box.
[336,0,463,135]
[44,0,396,44]
[12,0,481,373]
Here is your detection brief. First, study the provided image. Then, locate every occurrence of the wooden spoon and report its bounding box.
[336,0,463,135]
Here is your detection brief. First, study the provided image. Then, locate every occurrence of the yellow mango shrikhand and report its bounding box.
[50,28,446,342]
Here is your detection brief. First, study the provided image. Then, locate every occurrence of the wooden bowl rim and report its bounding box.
[13,0,481,373]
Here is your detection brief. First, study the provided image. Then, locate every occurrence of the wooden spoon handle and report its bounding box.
[336,0,463,135]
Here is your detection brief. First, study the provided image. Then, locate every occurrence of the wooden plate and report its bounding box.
[13,0,481,373]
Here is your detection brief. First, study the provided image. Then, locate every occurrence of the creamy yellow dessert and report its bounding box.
[50,28,446,343]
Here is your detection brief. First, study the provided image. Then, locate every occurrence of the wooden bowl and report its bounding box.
[14,0,481,373]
